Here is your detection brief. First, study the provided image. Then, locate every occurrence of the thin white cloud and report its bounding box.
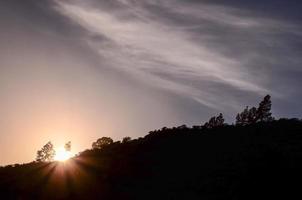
[53,0,298,110]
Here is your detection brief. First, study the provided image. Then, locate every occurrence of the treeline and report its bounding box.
[1,118,302,199]
[149,95,273,134]
[0,93,301,199]
[33,95,274,162]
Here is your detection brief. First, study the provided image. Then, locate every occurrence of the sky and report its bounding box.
[0,0,301,165]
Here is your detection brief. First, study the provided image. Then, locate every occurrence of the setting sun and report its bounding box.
[54,147,73,162]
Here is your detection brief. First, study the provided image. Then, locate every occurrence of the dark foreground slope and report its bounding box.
[1,119,302,200]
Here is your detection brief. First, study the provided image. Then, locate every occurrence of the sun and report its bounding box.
[54,147,73,162]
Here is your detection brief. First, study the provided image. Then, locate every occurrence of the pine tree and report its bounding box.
[216,113,225,126]
[248,107,258,123]
[257,95,273,122]
[235,95,274,126]
[236,106,250,126]
[204,113,225,128]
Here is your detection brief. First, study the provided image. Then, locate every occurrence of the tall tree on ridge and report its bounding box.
[236,95,273,125]
[36,142,56,162]
[257,95,273,122]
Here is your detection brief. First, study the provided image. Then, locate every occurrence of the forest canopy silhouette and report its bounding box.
[1,95,302,199]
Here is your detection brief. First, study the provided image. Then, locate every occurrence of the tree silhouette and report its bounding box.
[122,137,131,143]
[36,142,56,162]
[236,106,251,126]
[64,141,71,152]
[216,113,225,126]
[1,118,302,199]
[248,107,258,123]
[257,95,273,122]
[92,137,114,149]
[236,95,273,125]
[204,113,225,128]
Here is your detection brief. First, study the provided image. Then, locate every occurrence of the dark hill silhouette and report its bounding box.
[1,119,302,199]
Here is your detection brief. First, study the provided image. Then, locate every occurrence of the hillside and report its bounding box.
[1,119,302,199]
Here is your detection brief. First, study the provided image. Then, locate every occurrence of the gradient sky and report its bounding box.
[0,0,301,165]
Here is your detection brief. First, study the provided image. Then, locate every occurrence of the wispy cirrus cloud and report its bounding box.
[53,0,302,111]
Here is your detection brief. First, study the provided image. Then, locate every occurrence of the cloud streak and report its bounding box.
[54,0,300,110]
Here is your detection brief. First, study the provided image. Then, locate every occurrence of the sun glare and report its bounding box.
[54,147,73,162]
